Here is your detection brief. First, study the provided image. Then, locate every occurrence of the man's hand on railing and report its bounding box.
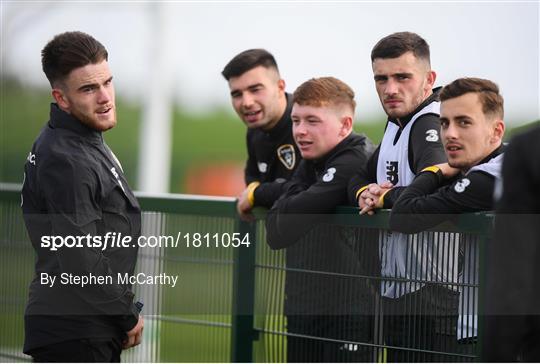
[237,187,256,222]
[359,181,393,215]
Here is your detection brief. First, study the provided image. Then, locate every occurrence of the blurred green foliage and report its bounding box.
[0,80,385,193]
[4,79,535,193]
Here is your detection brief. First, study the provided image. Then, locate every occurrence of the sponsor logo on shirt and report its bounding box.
[277,144,296,170]
[111,167,126,193]
[454,178,471,193]
[386,161,399,185]
[322,167,336,182]
[257,162,268,173]
[27,152,36,165]
[425,129,439,142]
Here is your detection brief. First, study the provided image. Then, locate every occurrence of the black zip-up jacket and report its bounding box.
[483,125,540,361]
[348,88,447,207]
[21,104,140,353]
[266,133,374,249]
[389,145,505,233]
[245,93,300,207]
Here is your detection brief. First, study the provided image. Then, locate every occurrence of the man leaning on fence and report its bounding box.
[21,31,143,362]
[389,78,506,360]
[266,77,374,362]
[347,32,449,362]
[222,49,300,221]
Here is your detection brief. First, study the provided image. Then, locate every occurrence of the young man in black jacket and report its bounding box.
[389,78,505,360]
[222,49,300,221]
[266,77,374,362]
[347,32,450,362]
[21,31,143,362]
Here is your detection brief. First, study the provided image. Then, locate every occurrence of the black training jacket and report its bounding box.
[21,103,140,353]
[245,93,301,207]
[389,146,504,233]
[266,132,374,248]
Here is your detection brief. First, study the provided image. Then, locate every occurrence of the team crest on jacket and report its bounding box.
[277,144,296,170]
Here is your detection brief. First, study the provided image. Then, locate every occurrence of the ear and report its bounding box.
[52,88,70,110]
[278,79,286,92]
[340,115,353,137]
[426,70,436,89]
[491,119,505,144]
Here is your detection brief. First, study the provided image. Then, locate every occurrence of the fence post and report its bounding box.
[476,229,492,362]
[231,218,258,362]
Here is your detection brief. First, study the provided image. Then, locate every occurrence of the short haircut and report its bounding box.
[41,31,108,87]
[221,49,279,80]
[440,77,504,119]
[371,31,430,64]
[293,77,356,113]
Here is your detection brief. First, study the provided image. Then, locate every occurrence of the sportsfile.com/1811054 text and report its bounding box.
[40,232,251,251]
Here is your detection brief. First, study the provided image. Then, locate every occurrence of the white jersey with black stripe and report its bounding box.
[377,101,460,299]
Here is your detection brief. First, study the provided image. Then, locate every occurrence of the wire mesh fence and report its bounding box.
[0,185,488,362]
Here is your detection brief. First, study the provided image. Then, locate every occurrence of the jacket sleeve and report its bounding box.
[266,152,362,249]
[40,154,139,332]
[389,170,496,233]
[244,132,260,185]
[409,114,448,172]
[347,146,380,205]
[253,179,294,208]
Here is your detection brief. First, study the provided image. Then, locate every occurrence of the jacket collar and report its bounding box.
[266,93,293,138]
[312,133,359,170]
[476,144,505,166]
[48,103,102,143]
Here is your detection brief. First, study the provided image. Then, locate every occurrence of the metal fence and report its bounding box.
[0,184,491,362]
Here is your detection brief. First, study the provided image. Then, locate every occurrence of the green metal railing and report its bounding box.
[0,184,492,362]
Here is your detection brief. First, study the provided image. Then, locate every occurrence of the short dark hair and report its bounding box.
[41,31,108,87]
[371,32,430,64]
[221,49,279,80]
[440,77,504,119]
[293,77,356,113]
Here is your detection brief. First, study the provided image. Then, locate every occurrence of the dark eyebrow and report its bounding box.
[394,72,413,78]
[230,82,264,97]
[77,76,113,92]
[77,82,98,92]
